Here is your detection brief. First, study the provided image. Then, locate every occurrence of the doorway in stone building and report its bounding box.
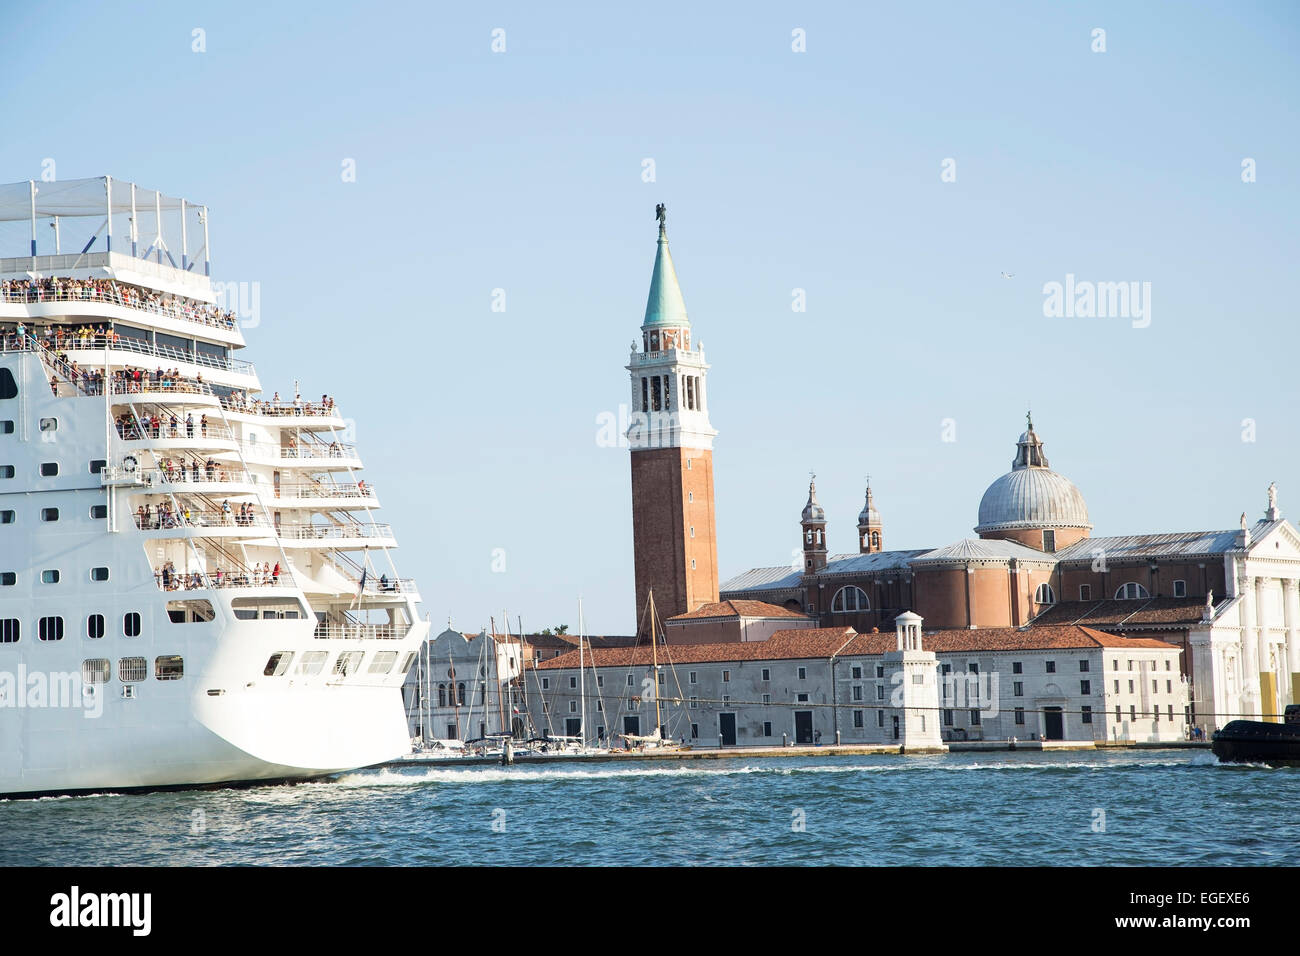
[794,710,813,744]
[719,713,737,747]
[1043,707,1064,740]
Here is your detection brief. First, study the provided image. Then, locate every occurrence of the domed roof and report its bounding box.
[857,483,880,527]
[801,478,825,523]
[975,422,1091,534]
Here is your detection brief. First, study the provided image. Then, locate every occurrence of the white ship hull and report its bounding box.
[1,178,431,797]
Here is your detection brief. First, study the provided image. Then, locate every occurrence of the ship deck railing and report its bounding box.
[234,439,359,461]
[155,571,294,591]
[223,400,340,419]
[134,511,274,532]
[135,465,255,486]
[275,481,375,499]
[313,623,407,640]
[278,522,393,541]
[0,279,237,333]
[117,419,236,442]
[51,333,254,376]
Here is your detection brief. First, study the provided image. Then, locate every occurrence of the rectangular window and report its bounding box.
[0,572,14,585]
[332,651,363,676]
[879,711,886,727]
[89,459,106,474]
[123,612,141,637]
[850,665,861,679]
[541,677,550,689]
[1130,705,1136,721]
[690,697,698,709]
[569,701,577,713]
[627,674,634,687]
[38,616,64,641]
[90,505,108,519]
[853,710,864,728]
[1045,660,1056,673]
[762,668,770,681]
[119,657,148,683]
[852,685,863,701]
[155,656,185,680]
[1042,529,1056,552]
[40,508,58,522]
[1114,680,1119,693]
[0,509,13,523]
[722,670,730,683]
[82,659,110,684]
[569,676,577,689]
[90,567,109,581]
[969,663,979,674]
[0,420,12,433]
[689,671,697,684]
[296,651,328,676]
[264,652,293,676]
[1128,680,1134,693]
[764,721,774,736]
[1081,680,1091,695]
[39,462,58,477]
[87,614,105,639]
[875,665,884,678]
[1080,584,1093,601]
[1012,661,1022,674]
[969,709,981,725]
[367,651,397,674]
[942,709,953,727]
[1078,659,1090,672]
[1014,707,1025,725]
[691,724,699,739]
[1013,681,1023,697]
[596,675,603,687]
[1167,680,1172,693]
[762,694,771,704]
[796,693,807,702]
[41,569,59,584]
[876,685,885,700]
[0,619,18,643]
[1173,579,1187,598]
[0,466,14,479]
[1081,705,1093,724]
[797,666,807,680]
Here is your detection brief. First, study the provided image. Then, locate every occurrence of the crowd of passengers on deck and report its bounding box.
[1,277,238,328]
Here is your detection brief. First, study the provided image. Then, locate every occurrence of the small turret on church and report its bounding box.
[801,476,828,573]
[857,480,883,553]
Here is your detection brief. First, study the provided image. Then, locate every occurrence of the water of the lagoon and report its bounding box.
[1,750,1294,866]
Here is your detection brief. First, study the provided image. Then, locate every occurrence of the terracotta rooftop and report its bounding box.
[533,624,1177,670]
[666,600,812,622]
[534,628,859,669]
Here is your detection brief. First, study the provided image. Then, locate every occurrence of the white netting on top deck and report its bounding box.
[0,176,208,268]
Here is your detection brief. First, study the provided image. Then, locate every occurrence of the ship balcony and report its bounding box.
[154,568,297,593]
[54,335,256,389]
[134,510,274,539]
[109,381,224,409]
[313,622,409,641]
[116,420,238,453]
[102,464,256,495]
[234,439,362,470]
[224,401,344,430]
[277,521,396,549]
[271,482,378,509]
[0,256,244,346]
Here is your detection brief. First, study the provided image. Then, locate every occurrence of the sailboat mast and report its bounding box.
[650,590,662,736]
[579,598,587,748]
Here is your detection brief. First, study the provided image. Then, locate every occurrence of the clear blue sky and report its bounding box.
[3,1,1297,634]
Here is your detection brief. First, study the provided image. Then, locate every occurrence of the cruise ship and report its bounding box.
[0,176,428,796]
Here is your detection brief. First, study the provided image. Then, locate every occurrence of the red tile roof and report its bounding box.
[532,624,1177,670]
[534,627,858,669]
[666,600,811,622]
[1028,598,1206,629]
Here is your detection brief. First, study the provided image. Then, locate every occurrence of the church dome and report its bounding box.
[975,421,1091,534]
[857,483,880,527]
[801,478,825,523]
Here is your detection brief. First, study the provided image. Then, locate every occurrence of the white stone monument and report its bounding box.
[885,611,947,753]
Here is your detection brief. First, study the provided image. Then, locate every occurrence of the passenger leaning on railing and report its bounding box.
[0,277,237,329]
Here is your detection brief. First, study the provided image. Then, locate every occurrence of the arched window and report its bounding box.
[870,532,880,549]
[438,683,446,707]
[457,682,466,705]
[1034,583,1056,605]
[1114,582,1151,600]
[831,586,870,613]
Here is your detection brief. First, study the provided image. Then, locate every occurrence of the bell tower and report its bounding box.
[857,478,883,553]
[801,475,828,573]
[627,206,718,631]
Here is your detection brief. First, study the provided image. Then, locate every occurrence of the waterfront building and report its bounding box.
[525,613,1185,748]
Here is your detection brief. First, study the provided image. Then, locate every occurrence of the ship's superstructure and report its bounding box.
[0,176,427,795]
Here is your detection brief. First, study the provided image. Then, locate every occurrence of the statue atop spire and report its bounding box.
[655,202,666,227]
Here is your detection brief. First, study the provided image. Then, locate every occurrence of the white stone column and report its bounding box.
[1285,578,1300,706]
[1239,571,1260,719]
